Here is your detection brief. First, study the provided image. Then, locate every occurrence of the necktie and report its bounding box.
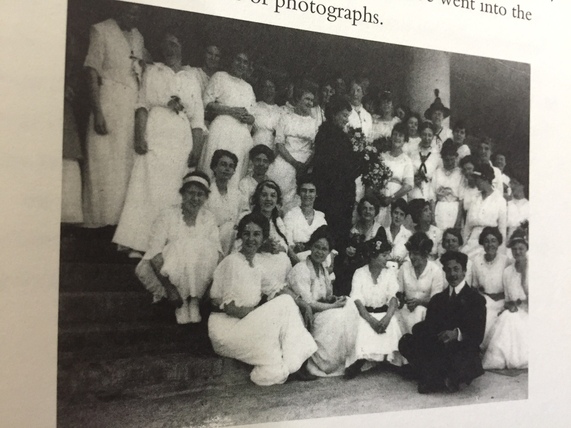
[419,152,431,175]
[450,287,457,301]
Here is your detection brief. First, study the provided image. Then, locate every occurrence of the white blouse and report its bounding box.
[347,105,373,140]
[503,263,528,302]
[384,225,412,261]
[287,259,332,304]
[137,63,205,130]
[465,190,508,241]
[203,71,256,111]
[381,152,414,195]
[397,260,444,301]
[432,166,464,202]
[275,110,318,161]
[251,101,283,149]
[283,207,328,246]
[204,183,247,229]
[470,253,509,294]
[351,266,399,308]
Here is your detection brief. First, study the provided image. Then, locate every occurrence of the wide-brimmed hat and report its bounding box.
[424,89,450,119]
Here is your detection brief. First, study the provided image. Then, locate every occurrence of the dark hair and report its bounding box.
[249,144,275,163]
[391,122,408,139]
[179,171,211,195]
[363,237,393,261]
[307,225,334,251]
[440,251,468,271]
[443,228,464,247]
[237,212,270,241]
[391,198,409,216]
[459,154,477,168]
[357,195,381,217]
[408,199,431,224]
[405,232,433,257]
[453,119,467,132]
[478,226,503,246]
[491,152,507,163]
[508,228,529,249]
[405,112,422,126]
[473,162,495,184]
[441,139,458,157]
[251,180,288,245]
[296,174,317,195]
[419,121,436,134]
[292,84,315,103]
[325,95,352,122]
[254,76,276,101]
[210,149,238,171]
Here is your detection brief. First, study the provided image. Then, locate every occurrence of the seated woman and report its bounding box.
[238,144,275,211]
[287,227,349,376]
[283,176,329,264]
[344,238,405,379]
[408,199,443,260]
[136,171,221,324]
[397,232,444,334]
[334,196,388,296]
[483,230,529,369]
[383,198,413,266]
[208,213,318,386]
[204,149,248,255]
[471,227,509,345]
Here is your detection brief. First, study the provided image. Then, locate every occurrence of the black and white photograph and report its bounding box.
[54,0,533,425]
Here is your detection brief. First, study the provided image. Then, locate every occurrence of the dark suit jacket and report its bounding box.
[413,283,486,351]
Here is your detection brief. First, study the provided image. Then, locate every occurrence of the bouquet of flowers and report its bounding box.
[348,127,393,194]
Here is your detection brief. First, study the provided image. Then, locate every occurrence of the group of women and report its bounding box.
[65,3,530,386]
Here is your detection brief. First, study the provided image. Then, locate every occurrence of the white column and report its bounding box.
[405,49,451,123]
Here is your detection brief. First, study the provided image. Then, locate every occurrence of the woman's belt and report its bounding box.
[366,305,389,313]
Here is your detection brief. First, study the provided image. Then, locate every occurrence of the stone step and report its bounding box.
[59,262,141,293]
[58,353,252,403]
[57,321,209,355]
[58,291,171,324]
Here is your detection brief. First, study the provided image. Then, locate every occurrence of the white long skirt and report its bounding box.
[62,159,83,224]
[482,307,528,369]
[396,305,427,335]
[113,107,192,252]
[199,115,253,189]
[83,79,138,226]
[208,295,318,386]
[346,311,404,368]
[268,150,311,213]
[481,295,505,351]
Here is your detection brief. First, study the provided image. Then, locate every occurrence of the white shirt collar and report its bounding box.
[450,280,467,296]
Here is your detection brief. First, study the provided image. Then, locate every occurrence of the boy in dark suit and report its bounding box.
[398,251,486,393]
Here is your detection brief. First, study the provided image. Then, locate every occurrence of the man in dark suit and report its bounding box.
[398,251,486,393]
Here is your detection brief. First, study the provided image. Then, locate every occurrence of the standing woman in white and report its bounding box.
[200,51,256,188]
[113,31,205,256]
[251,77,283,150]
[82,3,145,226]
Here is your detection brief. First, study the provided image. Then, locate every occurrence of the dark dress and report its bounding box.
[398,283,486,391]
[313,122,361,252]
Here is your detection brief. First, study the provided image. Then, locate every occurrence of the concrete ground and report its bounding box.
[57,367,527,428]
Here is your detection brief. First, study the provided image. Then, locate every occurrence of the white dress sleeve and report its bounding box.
[350,267,366,302]
[430,263,445,297]
[84,25,105,75]
[402,156,414,188]
[287,263,314,303]
[143,208,172,260]
[203,72,224,107]
[182,73,206,130]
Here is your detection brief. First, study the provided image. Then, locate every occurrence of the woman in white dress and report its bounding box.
[239,145,275,211]
[204,150,247,255]
[506,176,530,240]
[403,112,422,156]
[462,162,507,258]
[471,227,509,346]
[287,227,350,377]
[344,238,405,378]
[431,139,464,231]
[200,51,256,188]
[408,199,443,260]
[383,198,412,265]
[397,232,445,334]
[452,120,471,160]
[268,86,318,212]
[483,231,528,369]
[251,77,283,150]
[409,122,441,202]
[135,172,221,324]
[283,176,328,264]
[82,4,145,226]
[370,91,400,141]
[208,213,318,385]
[113,32,205,255]
[376,123,414,227]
